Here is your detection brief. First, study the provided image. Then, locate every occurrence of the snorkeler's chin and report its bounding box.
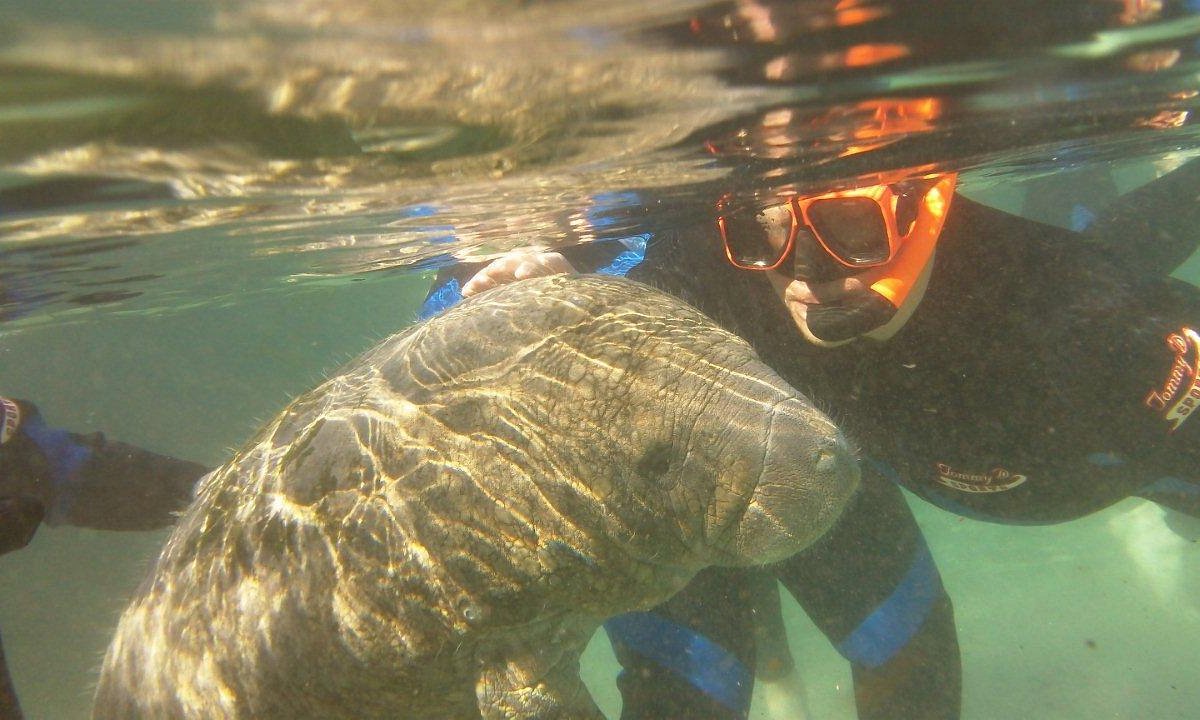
[767,273,861,347]
[766,258,934,347]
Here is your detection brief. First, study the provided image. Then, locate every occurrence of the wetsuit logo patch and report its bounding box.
[934,463,1027,493]
[0,397,19,445]
[1144,327,1200,434]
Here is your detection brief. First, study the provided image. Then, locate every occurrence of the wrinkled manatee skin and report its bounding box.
[93,274,859,720]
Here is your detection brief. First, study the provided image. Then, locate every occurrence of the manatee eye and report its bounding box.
[636,442,674,483]
[813,448,838,474]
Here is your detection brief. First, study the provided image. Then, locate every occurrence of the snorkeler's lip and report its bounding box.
[784,276,870,305]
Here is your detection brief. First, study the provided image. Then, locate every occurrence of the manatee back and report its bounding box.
[279,274,788,617]
[371,273,762,397]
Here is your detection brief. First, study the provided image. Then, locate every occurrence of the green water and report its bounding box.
[2,235,1198,719]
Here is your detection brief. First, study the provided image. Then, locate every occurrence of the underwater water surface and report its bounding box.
[2,1,1200,718]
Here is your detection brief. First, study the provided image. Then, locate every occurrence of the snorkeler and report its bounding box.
[0,396,206,720]
[421,157,1200,720]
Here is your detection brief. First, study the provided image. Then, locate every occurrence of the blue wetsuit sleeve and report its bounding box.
[418,276,464,319]
[0,398,88,526]
[834,535,944,668]
[605,566,761,720]
[16,407,92,511]
[605,610,752,716]
[1,398,207,531]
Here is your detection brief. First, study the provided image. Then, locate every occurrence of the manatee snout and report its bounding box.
[727,397,860,564]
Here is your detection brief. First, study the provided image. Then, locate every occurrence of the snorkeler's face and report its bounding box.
[718,174,955,345]
[718,202,922,346]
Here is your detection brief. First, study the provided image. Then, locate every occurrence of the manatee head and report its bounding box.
[715,396,858,565]
[412,273,860,572]
[379,273,862,571]
[660,361,860,568]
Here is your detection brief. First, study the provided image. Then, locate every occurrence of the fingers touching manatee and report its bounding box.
[94,275,857,720]
[461,250,575,297]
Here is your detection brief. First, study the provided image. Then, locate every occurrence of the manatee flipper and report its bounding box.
[475,628,605,720]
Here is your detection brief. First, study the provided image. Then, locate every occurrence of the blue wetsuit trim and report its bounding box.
[586,191,643,228]
[836,537,942,669]
[418,277,463,320]
[19,411,92,523]
[1070,204,1096,232]
[594,235,648,277]
[605,611,753,717]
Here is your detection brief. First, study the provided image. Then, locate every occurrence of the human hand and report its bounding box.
[460,251,575,297]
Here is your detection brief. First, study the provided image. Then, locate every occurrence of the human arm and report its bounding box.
[775,471,962,720]
[605,567,761,720]
[600,448,958,719]
[0,397,208,536]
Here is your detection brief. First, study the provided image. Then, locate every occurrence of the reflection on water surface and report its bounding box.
[3,0,1200,324]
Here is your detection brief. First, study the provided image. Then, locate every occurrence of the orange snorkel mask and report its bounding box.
[718,172,957,310]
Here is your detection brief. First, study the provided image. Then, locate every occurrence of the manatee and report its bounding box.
[93,274,859,720]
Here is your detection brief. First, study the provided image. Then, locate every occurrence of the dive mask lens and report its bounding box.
[806,196,891,266]
[791,226,857,281]
[719,203,793,270]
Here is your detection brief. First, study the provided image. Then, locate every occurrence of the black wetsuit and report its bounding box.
[422,161,1200,719]
[0,397,206,720]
